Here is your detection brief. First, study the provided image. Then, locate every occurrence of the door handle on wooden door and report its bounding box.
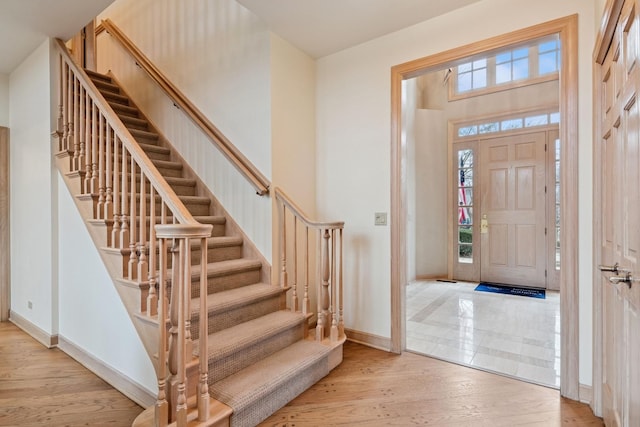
[607,271,639,288]
[599,262,620,273]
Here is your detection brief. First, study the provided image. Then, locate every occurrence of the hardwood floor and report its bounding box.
[0,322,143,426]
[260,341,603,426]
[0,322,602,426]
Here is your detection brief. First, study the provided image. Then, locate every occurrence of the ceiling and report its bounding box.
[0,0,481,75]
[0,0,114,74]
[237,0,483,58]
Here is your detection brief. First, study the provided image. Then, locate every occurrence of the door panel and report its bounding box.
[480,132,547,287]
[598,2,640,424]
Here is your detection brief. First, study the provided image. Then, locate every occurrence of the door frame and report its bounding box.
[592,0,626,417]
[390,15,580,400]
[0,127,9,321]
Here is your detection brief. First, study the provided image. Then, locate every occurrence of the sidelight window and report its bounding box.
[458,149,474,263]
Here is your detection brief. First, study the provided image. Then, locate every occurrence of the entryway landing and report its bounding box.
[406,280,560,388]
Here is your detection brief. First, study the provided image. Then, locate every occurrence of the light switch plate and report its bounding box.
[375,212,387,226]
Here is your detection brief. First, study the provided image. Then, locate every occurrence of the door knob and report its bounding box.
[608,271,638,288]
[599,262,619,273]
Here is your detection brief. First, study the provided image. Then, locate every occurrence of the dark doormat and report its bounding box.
[475,282,546,299]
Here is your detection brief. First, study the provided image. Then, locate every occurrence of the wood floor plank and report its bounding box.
[0,322,143,426]
[0,322,603,426]
[260,341,603,426]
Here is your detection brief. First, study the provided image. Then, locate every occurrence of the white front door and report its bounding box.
[479,132,547,288]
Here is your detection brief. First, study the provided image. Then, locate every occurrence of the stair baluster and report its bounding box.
[303,226,310,315]
[120,149,129,250]
[111,135,121,248]
[128,157,138,280]
[176,237,188,425]
[317,229,329,341]
[78,86,86,175]
[104,124,113,221]
[56,57,65,146]
[84,94,93,194]
[147,186,157,317]
[65,65,73,154]
[197,236,210,422]
[292,216,299,312]
[72,76,80,170]
[156,234,169,427]
[338,228,345,339]
[97,113,106,219]
[90,102,98,195]
[137,173,148,282]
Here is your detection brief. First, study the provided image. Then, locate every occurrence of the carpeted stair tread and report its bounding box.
[201,258,262,278]
[130,128,159,141]
[190,283,282,316]
[84,69,111,82]
[191,235,242,249]
[91,79,121,93]
[151,159,182,170]
[194,311,305,360]
[193,215,226,225]
[120,115,148,129]
[109,101,139,117]
[209,340,331,423]
[138,142,170,156]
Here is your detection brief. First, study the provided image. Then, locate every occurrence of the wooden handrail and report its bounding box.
[54,38,199,226]
[274,187,344,230]
[99,18,271,196]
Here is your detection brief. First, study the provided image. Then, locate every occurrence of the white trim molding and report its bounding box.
[345,328,392,352]
[57,335,155,408]
[9,310,58,348]
[579,383,593,405]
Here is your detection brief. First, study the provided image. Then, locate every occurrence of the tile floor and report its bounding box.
[406,280,560,388]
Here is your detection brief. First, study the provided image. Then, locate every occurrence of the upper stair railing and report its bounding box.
[99,18,270,196]
[53,39,213,425]
[274,188,345,342]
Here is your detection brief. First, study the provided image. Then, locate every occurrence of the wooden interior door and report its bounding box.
[597,1,640,425]
[479,132,547,288]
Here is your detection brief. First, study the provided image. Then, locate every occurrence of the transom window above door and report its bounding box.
[451,34,560,99]
[457,110,560,138]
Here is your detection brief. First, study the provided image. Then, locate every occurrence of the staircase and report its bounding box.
[53,37,345,427]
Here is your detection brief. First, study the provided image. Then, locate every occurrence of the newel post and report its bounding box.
[155,223,212,426]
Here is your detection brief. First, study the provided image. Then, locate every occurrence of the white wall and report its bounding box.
[0,73,8,127]
[98,0,272,178]
[270,33,317,285]
[316,0,595,386]
[414,109,448,278]
[57,174,157,393]
[9,40,57,335]
[97,0,274,260]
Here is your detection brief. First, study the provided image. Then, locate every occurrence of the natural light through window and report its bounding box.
[452,34,560,98]
[457,111,560,138]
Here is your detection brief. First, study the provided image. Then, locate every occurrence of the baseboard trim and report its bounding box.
[9,310,58,348]
[345,328,391,351]
[57,335,156,408]
[579,383,593,405]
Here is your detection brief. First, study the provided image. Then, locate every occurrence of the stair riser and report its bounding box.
[101,92,129,105]
[208,321,307,384]
[190,244,242,265]
[154,166,182,178]
[122,120,149,131]
[169,269,261,301]
[198,269,262,297]
[131,199,210,218]
[229,355,331,427]
[118,172,196,197]
[190,294,283,340]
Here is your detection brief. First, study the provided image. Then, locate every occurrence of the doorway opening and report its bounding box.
[390,15,579,399]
